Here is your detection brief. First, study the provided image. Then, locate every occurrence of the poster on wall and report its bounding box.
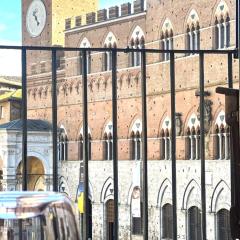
[131,187,141,218]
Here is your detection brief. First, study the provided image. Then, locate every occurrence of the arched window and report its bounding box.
[188,206,202,240]
[186,10,200,55]
[214,1,230,49]
[217,209,231,240]
[78,133,92,161]
[130,119,142,160]
[160,117,171,160]
[186,114,200,160]
[103,32,117,71]
[214,111,230,160]
[58,126,68,161]
[162,203,173,239]
[129,26,145,67]
[103,122,113,160]
[78,38,91,75]
[160,19,173,61]
[131,187,142,235]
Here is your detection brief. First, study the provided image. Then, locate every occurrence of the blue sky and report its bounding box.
[0,0,130,76]
[0,0,21,44]
[0,0,131,44]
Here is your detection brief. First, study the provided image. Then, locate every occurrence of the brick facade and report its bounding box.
[21,0,237,239]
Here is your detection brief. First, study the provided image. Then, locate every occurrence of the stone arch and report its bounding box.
[16,151,50,175]
[215,0,230,19]
[128,117,142,137]
[210,180,230,213]
[182,179,201,210]
[161,18,174,37]
[79,37,91,48]
[100,177,114,203]
[211,0,230,24]
[182,106,198,133]
[157,178,172,207]
[16,156,46,191]
[103,32,117,47]
[185,9,200,28]
[128,25,145,43]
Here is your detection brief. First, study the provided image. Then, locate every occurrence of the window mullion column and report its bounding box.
[224,132,228,160]
[218,24,221,49]
[219,133,222,160]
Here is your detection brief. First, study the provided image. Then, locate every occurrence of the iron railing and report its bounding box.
[0,45,239,240]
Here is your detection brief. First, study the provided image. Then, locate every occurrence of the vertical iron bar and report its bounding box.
[170,52,177,240]
[199,53,207,240]
[141,49,148,240]
[112,49,119,240]
[52,49,58,192]
[228,53,233,88]
[82,50,90,240]
[228,52,235,207]
[236,0,239,50]
[21,48,27,191]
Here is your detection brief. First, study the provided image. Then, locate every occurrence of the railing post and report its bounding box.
[52,49,58,192]
[170,52,177,240]
[141,49,148,240]
[112,49,119,240]
[82,50,90,240]
[21,47,28,191]
[199,52,207,240]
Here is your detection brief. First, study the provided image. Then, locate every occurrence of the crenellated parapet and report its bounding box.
[65,0,145,30]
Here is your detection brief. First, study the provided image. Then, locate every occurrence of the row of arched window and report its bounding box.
[58,111,230,161]
[75,2,231,75]
[128,190,231,238]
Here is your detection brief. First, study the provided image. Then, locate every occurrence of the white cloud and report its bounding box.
[0,40,21,76]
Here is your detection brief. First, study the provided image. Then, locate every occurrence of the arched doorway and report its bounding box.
[16,157,45,191]
[106,199,114,240]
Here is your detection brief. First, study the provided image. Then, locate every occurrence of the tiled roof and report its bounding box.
[0,119,52,131]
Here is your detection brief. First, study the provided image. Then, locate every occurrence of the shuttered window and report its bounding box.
[162,203,173,239]
[188,206,202,240]
[217,209,231,240]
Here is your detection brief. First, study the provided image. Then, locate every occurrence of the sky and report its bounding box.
[0,0,130,76]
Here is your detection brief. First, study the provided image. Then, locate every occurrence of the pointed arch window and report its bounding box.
[186,24,200,53]
[186,10,200,55]
[214,16,230,49]
[160,19,174,61]
[103,122,113,160]
[129,26,145,67]
[78,38,91,75]
[188,206,202,240]
[130,120,142,160]
[161,30,173,61]
[160,117,171,160]
[58,127,68,161]
[78,133,92,161]
[131,187,143,235]
[213,112,230,160]
[217,209,231,240]
[214,2,230,49]
[186,115,200,160]
[103,33,117,71]
[162,203,173,239]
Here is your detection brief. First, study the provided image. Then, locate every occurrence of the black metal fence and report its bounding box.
[0,45,239,240]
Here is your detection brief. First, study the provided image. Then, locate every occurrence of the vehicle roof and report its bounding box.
[0,191,71,219]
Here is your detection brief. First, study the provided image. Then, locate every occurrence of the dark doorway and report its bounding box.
[106,199,114,240]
